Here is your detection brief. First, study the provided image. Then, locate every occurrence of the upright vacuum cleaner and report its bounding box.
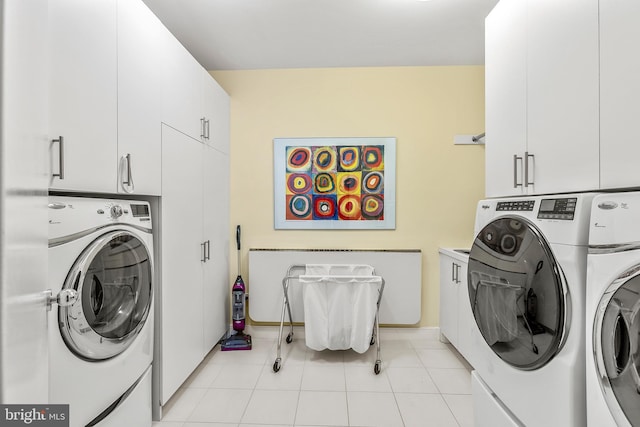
[221,225,252,351]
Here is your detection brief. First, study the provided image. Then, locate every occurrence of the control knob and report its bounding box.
[110,204,124,218]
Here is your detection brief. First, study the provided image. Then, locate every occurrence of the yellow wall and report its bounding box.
[211,66,485,327]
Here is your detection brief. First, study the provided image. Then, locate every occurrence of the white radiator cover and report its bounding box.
[248,249,422,325]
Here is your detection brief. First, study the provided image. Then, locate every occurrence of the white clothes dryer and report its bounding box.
[468,193,598,427]
[586,192,640,427]
[48,196,154,427]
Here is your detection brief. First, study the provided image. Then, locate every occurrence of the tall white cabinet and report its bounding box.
[485,0,599,197]
[158,119,230,405]
[2,0,50,403]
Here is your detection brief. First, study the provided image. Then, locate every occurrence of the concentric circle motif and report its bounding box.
[338,147,361,172]
[286,147,312,172]
[362,146,383,170]
[286,173,312,194]
[287,194,311,220]
[362,171,383,194]
[314,173,335,194]
[337,172,361,195]
[313,196,337,220]
[313,147,337,172]
[361,194,384,220]
[338,195,361,220]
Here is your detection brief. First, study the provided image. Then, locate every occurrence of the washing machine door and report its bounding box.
[594,264,640,426]
[59,230,153,361]
[468,216,568,370]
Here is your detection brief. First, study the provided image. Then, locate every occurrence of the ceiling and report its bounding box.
[142,0,499,71]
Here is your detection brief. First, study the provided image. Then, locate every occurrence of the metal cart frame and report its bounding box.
[272,264,385,374]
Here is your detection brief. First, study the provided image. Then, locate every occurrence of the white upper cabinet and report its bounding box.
[49,0,166,195]
[161,34,204,140]
[117,0,165,195]
[485,0,527,197]
[599,0,640,189]
[526,0,599,195]
[485,0,599,197]
[202,71,231,154]
[48,0,117,193]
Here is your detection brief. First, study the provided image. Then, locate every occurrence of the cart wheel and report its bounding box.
[286,333,293,344]
[273,360,281,372]
[370,336,375,346]
[374,361,381,375]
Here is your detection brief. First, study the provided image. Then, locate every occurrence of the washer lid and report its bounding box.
[59,230,153,361]
[468,216,568,370]
[594,265,640,426]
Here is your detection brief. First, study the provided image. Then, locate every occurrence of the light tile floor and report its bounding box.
[153,327,473,427]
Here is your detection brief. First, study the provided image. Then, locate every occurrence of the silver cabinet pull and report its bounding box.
[205,240,211,261]
[200,117,206,139]
[205,119,210,140]
[513,154,523,188]
[46,288,78,311]
[451,262,460,284]
[524,152,535,187]
[52,136,64,179]
[120,153,134,193]
[201,242,206,262]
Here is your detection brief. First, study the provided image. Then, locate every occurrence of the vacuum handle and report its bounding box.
[236,225,241,250]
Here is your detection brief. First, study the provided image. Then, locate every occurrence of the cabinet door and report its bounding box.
[117,0,163,195]
[161,33,203,141]
[48,0,117,192]
[3,0,49,403]
[439,255,459,346]
[600,0,640,189]
[456,261,472,363]
[526,0,599,194]
[202,71,231,154]
[484,0,527,198]
[202,146,230,352]
[160,125,204,404]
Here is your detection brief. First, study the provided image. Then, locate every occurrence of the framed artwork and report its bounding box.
[273,137,396,230]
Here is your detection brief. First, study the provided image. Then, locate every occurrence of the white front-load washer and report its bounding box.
[586,191,640,427]
[468,193,598,427]
[48,196,154,427]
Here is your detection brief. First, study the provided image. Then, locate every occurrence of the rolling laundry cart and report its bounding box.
[272,264,385,374]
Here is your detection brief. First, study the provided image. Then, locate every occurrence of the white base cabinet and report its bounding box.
[439,248,474,366]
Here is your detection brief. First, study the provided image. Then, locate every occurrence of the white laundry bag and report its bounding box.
[300,264,382,353]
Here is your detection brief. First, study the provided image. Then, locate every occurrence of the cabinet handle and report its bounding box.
[120,153,134,193]
[200,117,206,139]
[205,119,210,140]
[452,262,460,284]
[524,152,535,187]
[201,242,206,262]
[513,154,523,188]
[205,240,211,261]
[52,136,64,180]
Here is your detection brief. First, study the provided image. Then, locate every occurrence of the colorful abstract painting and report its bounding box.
[274,138,396,230]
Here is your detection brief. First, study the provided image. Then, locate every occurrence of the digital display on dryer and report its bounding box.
[130,204,150,218]
[537,197,576,220]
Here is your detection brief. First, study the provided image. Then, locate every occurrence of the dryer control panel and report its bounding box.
[537,197,577,220]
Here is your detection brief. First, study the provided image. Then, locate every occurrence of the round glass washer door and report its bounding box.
[59,230,153,361]
[468,216,568,371]
[595,265,640,426]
